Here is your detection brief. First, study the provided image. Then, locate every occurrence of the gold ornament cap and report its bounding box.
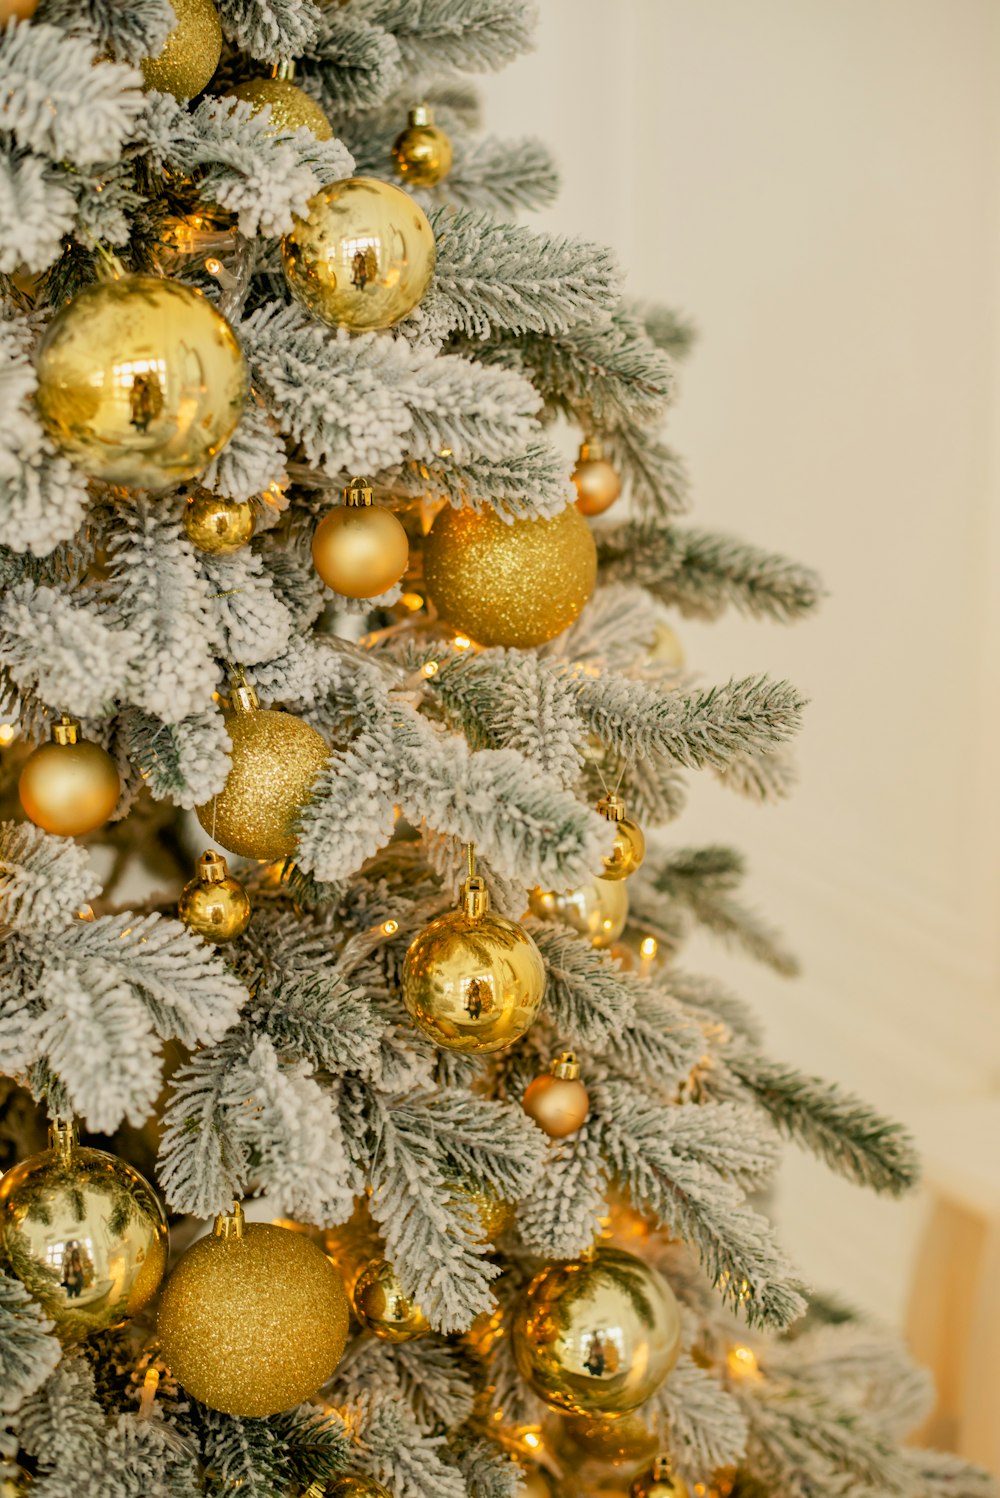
[51,714,80,746]
[597,792,627,824]
[552,1051,581,1081]
[213,1200,246,1238]
[196,849,231,884]
[579,437,606,462]
[462,874,490,919]
[345,475,375,507]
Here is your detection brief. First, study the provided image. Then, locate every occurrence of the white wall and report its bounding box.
[483,0,1000,1322]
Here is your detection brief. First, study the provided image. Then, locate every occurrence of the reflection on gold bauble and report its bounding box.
[630,1460,690,1498]
[403,873,544,1054]
[178,850,251,942]
[392,103,453,187]
[228,77,333,139]
[572,439,621,517]
[523,1053,590,1139]
[35,275,247,489]
[529,878,628,950]
[196,684,329,861]
[157,1203,348,1416]
[183,488,255,555]
[422,503,597,650]
[18,716,120,837]
[141,0,222,100]
[648,622,684,670]
[597,794,645,882]
[312,477,410,599]
[560,1411,658,1468]
[0,1123,167,1339]
[325,1479,392,1498]
[514,1466,556,1498]
[512,1246,682,1416]
[282,177,436,332]
[352,1257,429,1343]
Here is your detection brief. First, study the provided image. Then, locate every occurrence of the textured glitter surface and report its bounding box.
[229,78,333,139]
[196,708,329,860]
[422,504,597,649]
[140,0,222,100]
[157,1222,349,1417]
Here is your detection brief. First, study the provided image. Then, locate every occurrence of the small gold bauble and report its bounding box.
[183,488,255,555]
[512,1246,682,1417]
[18,716,120,837]
[227,77,333,139]
[630,1460,690,1498]
[178,850,251,942]
[325,1479,392,1498]
[282,176,436,332]
[141,0,222,100]
[529,878,629,950]
[514,1467,556,1498]
[352,1257,429,1343]
[392,103,453,187]
[422,503,596,650]
[560,1412,658,1468]
[572,439,621,517]
[450,1181,516,1243]
[0,0,38,18]
[0,1123,167,1340]
[522,1053,590,1139]
[596,794,645,882]
[35,275,247,490]
[648,621,684,670]
[157,1203,349,1417]
[312,477,409,599]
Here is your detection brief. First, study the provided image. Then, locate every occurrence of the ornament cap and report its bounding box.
[597,792,627,823]
[48,1119,78,1161]
[408,102,433,126]
[344,476,375,508]
[51,715,81,747]
[652,1457,674,1480]
[272,58,296,80]
[228,674,260,714]
[579,436,606,462]
[552,1051,581,1081]
[462,875,490,920]
[196,849,231,884]
[213,1201,246,1240]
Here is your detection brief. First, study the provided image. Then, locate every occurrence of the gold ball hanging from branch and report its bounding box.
[325,1479,392,1498]
[0,0,39,18]
[312,476,410,599]
[392,103,454,187]
[178,850,251,943]
[572,438,621,517]
[227,76,333,139]
[648,621,685,670]
[528,877,628,949]
[449,1181,516,1243]
[630,1459,691,1498]
[183,488,255,555]
[559,1411,659,1469]
[352,1257,430,1343]
[18,716,120,838]
[596,793,645,881]
[514,1466,557,1498]
[141,0,222,100]
[522,1053,590,1139]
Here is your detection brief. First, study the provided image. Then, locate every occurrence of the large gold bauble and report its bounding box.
[178,850,251,943]
[572,440,621,518]
[325,1479,391,1498]
[597,795,645,882]
[35,275,247,490]
[227,77,333,139]
[522,1054,590,1139]
[392,104,453,187]
[157,1205,349,1417]
[312,501,409,599]
[183,487,255,555]
[512,1246,682,1417]
[282,177,436,332]
[18,717,120,838]
[352,1257,429,1343]
[0,1124,167,1340]
[141,0,222,100]
[422,503,596,650]
[529,878,629,950]
[560,1412,658,1468]
[630,1461,690,1498]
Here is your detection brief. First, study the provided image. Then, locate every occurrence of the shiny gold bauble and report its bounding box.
[282,177,436,332]
[422,503,596,650]
[157,1204,349,1416]
[648,621,684,670]
[523,1053,590,1139]
[325,1479,391,1498]
[178,850,251,942]
[183,488,255,555]
[392,103,453,187]
[352,1257,429,1343]
[141,0,222,100]
[0,1465,31,1498]
[0,0,38,18]
[228,77,333,139]
[630,1461,690,1498]
[597,795,645,882]
[529,878,629,950]
[312,484,410,599]
[512,1246,682,1416]
[35,275,247,489]
[573,440,621,517]
[0,1124,167,1339]
[560,1412,658,1468]
[18,717,120,837]
[514,1467,556,1498]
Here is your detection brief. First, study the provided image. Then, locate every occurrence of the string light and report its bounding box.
[422,660,439,678]
[639,936,658,958]
[452,635,472,650]
[0,723,16,745]
[138,1367,160,1420]
[382,919,399,936]
[725,1343,759,1379]
[399,592,424,612]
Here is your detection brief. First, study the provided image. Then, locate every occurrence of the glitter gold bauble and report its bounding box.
[18,716,120,837]
[196,682,329,861]
[529,878,628,950]
[141,0,222,100]
[450,1181,516,1243]
[157,1202,349,1416]
[596,794,645,882]
[183,487,255,555]
[352,1257,429,1343]
[648,621,684,670]
[422,503,596,650]
[630,1460,690,1498]
[392,103,453,187]
[282,176,436,332]
[312,476,409,599]
[325,1479,392,1498]
[572,439,621,517]
[0,1123,167,1340]
[522,1052,590,1139]
[178,850,251,942]
[228,76,333,139]
[512,1246,682,1416]
[35,275,247,489]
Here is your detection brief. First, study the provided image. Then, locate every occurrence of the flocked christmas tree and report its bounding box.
[0,3,992,1496]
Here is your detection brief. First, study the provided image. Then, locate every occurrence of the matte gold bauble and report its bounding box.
[312,476,409,598]
[596,794,645,881]
[282,176,436,332]
[648,621,684,670]
[157,1202,349,1416]
[522,1053,590,1139]
[352,1257,429,1343]
[422,503,596,650]
[0,0,38,18]
[630,1460,690,1498]
[183,488,255,555]
[178,850,251,942]
[196,682,329,861]
[529,877,628,950]
[35,275,247,489]
[18,716,120,837]
[392,103,453,187]
[228,77,333,139]
[325,1479,391,1498]
[572,439,621,517]
[512,1246,682,1416]
[141,0,222,100]
[0,1123,167,1339]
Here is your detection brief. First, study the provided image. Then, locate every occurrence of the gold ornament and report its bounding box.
[178,850,251,943]
[157,1201,349,1416]
[324,1480,392,1498]
[559,1412,658,1469]
[514,1467,556,1498]
[450,1181,515,1243]
[402,848,545,1054]
[228,69,333,140]
[512,1246,682,1416]
[282,176,436,332]
[596,793,645,881]
[528,877,628,950]
[572,438,621,517]
[196,680,329,861]
[352,1257,429,1342]
[0,1466,31,1498]
[0,1122,167,1339]
[18,716,120,838]
[35,275,247,490]
[631,1459,689,1498]
[423,502,596,650]
[312,476,410,599]
[141,0,222,100]
[392,103,453,187]
[183,487,255,555]
[0,0,38,18]
[648,621,684,670]
[522,1052,590,1139]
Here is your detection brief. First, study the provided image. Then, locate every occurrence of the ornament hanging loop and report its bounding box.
[462,843,489,918]
[213,1201,246,1240]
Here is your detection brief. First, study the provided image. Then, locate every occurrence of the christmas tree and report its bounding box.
[0,2,991,1495]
